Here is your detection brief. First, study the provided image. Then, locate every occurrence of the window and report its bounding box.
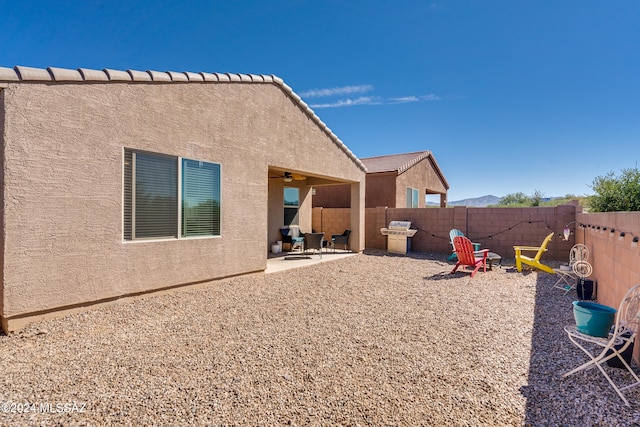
[406,188,419,208]
[182,159,221,237]
[124,149,221,240]
[284,187,299,226]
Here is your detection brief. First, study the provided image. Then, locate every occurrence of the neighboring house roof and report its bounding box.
[0,65,367,173]
[362,151,449,188]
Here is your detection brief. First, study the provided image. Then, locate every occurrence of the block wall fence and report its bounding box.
[314,205,578,259]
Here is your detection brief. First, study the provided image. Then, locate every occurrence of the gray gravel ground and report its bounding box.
[1,250,639,426]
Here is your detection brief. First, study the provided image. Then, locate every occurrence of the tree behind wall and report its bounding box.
[588,167,640,212]
[496,191,545,207]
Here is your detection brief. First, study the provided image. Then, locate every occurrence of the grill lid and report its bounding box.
[388,220,412,230]
[380,220,417,237]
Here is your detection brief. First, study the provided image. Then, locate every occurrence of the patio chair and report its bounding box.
[450,236,489,277]
[303,232,325,259]
[570,244,589,265]
[331,229,351,251]
[562,284,640,406]
[553,244,590,293]
[513,232,555,274]
[280,227,304,252]
[447,229,465,261]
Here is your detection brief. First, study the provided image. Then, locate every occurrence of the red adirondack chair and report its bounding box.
[450,236,489,277]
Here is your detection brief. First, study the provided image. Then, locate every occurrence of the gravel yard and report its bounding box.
[1,250,639,426]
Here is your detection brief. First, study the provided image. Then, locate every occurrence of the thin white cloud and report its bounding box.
[310,94,442,108]
[390,94,442,102]
[299,85,374,98]
[310,96,381,109]
[301,83,442,108]
[389,96,420,104]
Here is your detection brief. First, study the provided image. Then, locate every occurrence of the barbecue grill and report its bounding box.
[380,220,417,255]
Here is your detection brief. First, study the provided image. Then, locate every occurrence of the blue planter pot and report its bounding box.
[573,301,617,337]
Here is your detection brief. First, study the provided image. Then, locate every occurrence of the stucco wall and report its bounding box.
[0,88,5,319]
[365,173,396,208]
[311,184,351,208]
[1,81,364,329]
[395,157,447,208]
[315,155,448,210]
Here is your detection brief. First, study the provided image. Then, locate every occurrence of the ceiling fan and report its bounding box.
[269,171,307,182]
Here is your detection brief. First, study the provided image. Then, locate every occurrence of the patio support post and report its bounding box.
[350,180,365,252]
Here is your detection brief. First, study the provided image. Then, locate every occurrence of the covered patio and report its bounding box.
[1,251,638,425]
[267,166,364,255]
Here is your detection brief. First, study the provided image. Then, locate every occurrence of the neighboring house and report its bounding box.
[0,65,366,333]
[313,151,449,208]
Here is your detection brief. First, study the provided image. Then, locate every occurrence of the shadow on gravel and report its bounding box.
[522,274,640,426]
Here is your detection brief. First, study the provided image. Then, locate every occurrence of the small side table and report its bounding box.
[486,252,502,270]
[553,267,576,294]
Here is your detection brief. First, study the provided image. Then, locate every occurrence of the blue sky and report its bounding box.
[1,0,639,201]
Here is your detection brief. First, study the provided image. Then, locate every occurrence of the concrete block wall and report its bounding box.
[364,207,389,250]
[360,205,577,260]
[467,205,576,261]
[575,211,640,362]
[318,205,578,259]
[312,207,352,241]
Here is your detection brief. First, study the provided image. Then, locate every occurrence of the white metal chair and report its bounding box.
[570,244,589,265]
[563,284,640,406]
[553,244,590,293]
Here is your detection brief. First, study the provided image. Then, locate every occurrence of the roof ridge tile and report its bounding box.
[184,71,204,82]
[127,69,152,81]
[146,70,171,82]
[78,68,109,81]
[215,73,231,82]
[167,71,188,82]
[48,67,83,81]
[15,66,52,81]
[104,68,132,81]
[0,67,20,81]
[199,72,218,81]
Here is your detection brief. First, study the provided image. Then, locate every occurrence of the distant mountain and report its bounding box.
[427,194,580,207]
[448,195,502,207]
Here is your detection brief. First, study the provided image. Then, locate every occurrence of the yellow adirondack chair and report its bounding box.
[513,232,555,274]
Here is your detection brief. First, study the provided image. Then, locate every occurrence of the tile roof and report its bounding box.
[362,151,449,188]
[0,65,367,173]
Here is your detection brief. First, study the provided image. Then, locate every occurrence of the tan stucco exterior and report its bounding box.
[365,173,397,208]
[313,151,448,209]
[395,155,448,208]
[0,67,366,332]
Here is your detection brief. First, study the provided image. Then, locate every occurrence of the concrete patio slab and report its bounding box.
[265,249,358,274]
